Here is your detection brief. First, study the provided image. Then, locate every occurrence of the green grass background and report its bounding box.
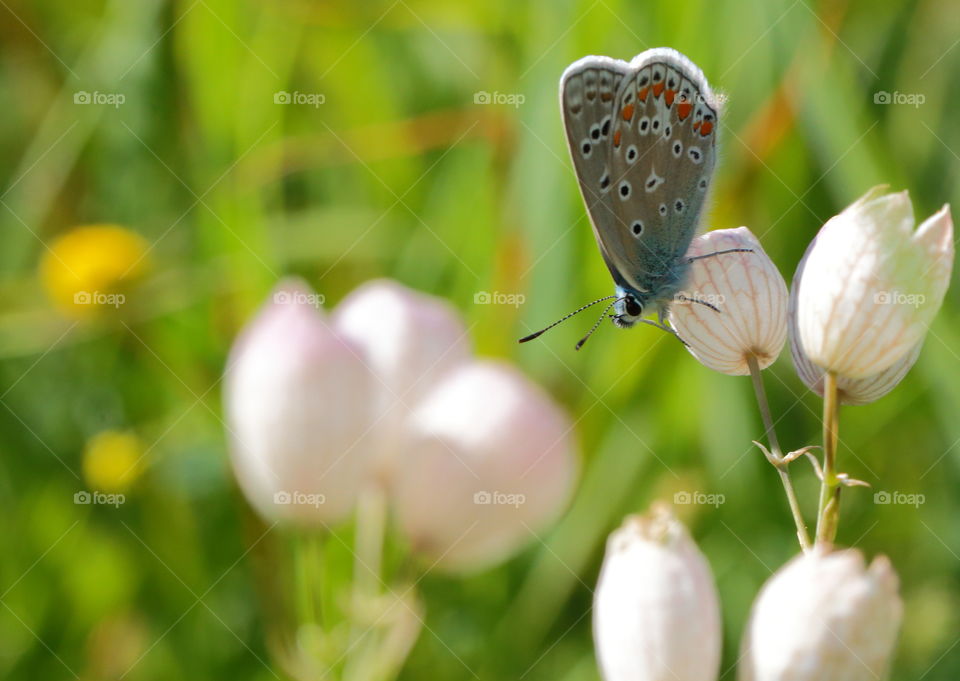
[1,0,959,678]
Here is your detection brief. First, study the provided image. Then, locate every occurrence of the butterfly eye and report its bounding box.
[625,298,642,317]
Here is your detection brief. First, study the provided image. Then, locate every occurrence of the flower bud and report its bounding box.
[796,187,953,379]
[789,237,922,404]
[392,361,576,572]
[333,280,471,479]
[225,279,375,524]
[669,227,788,375]
[594,506,721,681]
[739,548,902,681]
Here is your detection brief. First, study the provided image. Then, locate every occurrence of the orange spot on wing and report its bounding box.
[601,92,612,101]
[613,130,621,147]
[621,104,634,121]
[653,82,665,97]
[693,120,701,131]
[677,101,693,120]
[638,86,649,102]
[700,121,714,136]
[665,89,675,106]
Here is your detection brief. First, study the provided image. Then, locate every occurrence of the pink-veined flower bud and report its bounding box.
[669,227,788,375]
[392,360,576,573]
[796,187,953,379]
[789,237,923,404]
[594,506,721,681]
[333,280,471,478]
[225,279,375,524]
[739,548,902,681]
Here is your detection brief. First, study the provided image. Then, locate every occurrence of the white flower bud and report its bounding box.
[392,361,576,573]
[225,279,375,524]
[739,548,902,681]
[594,506,721,681]
[789,238,923,404]
[669,227,788,375]
[796,187,953,379]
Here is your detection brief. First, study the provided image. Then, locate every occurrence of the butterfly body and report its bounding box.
[560,48,720,329]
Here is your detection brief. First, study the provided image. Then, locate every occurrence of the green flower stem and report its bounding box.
[293,531,323,627]
[353,484,387,598]
[747,354,812,552]
[343,484,389,680]
[815,371,841,545]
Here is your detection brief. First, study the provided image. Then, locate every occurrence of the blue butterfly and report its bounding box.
[521,48,748,349]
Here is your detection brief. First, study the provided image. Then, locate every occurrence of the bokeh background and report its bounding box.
[2,0,960,678]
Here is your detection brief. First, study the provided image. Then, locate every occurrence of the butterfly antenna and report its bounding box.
[574,298,623,351]
[518,295,617,344]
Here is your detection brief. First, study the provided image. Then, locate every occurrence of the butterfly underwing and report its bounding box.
[561,48,720,331]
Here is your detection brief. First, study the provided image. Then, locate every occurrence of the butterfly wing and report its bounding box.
[606,48,720,294]
[559,56,635,291]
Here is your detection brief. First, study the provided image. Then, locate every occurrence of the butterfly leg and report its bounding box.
[623,311,689,347]
[674,293,721,313]
[686,247,753,264]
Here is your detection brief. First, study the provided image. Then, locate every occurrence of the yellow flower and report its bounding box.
[40,225,149,318]
[83,430,144,493]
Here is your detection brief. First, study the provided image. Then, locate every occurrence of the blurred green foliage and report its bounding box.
[1,0,959,678]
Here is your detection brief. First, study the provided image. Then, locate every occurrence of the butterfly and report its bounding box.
[520,48,748,349]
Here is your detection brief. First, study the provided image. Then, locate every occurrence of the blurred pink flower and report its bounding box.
[392,361,576,572]
[225,278,577,571]
[333,279,472,480]
[225,279,375,524]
